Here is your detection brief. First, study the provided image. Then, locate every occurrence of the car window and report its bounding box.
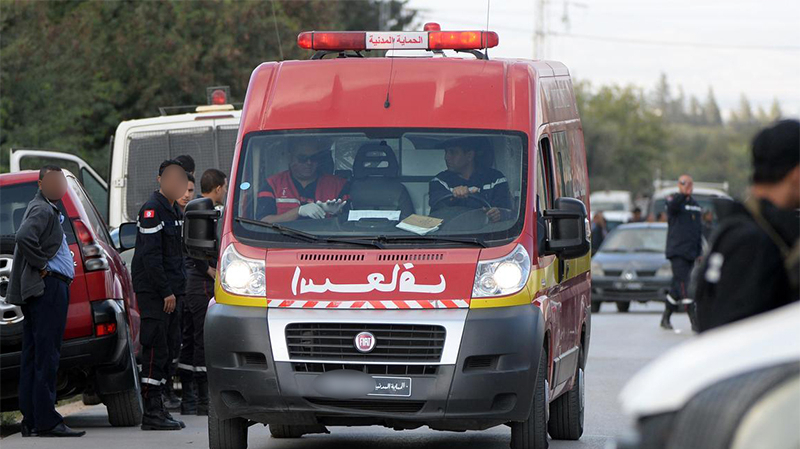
[552,131,573,198]
[67,176,112,246]
[0,181,76,244]
[80,167,108,221]
[601,227,667,253]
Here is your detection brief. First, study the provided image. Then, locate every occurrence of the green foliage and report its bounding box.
[0,0,415,175]
[578,73,783,199]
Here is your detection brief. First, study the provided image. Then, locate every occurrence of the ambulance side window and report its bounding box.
[537,137,554,256]
[552,131,573,198]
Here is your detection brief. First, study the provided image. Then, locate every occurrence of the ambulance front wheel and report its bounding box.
[510,345,549,449]
[208,401,248,449]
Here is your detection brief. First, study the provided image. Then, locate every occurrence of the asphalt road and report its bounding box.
[1,302,693,449]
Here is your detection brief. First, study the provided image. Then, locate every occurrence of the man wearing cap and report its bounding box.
[694,119,799,332]
[429,136,513,223]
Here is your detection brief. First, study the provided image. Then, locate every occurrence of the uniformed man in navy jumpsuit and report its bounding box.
[131,160,188,431]
[429,136,513,222]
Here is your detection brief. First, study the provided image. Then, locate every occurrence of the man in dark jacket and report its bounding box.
[131,160,188,431]
[178,168,227,416]
[695,120,799,331]
[662,174,703,330]
[8,166,85,437]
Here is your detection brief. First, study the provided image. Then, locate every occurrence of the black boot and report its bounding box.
[180,371,197,415]
[141,394,182,431]
[660,305,673,330]
[195,373,209,416]
[163,377,181,411]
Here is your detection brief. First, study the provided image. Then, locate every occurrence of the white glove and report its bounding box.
[298,203,326,219]
[317,199,346,215]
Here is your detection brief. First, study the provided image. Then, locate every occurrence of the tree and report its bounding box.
[703,87,722,126]
[0,1,417,174]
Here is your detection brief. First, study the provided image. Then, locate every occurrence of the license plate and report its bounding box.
[369,376,412,397]
[614,282,644,290]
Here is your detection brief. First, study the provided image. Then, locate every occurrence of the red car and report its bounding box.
[0,170,142,426]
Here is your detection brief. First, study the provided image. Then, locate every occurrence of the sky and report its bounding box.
[406,0,800,119]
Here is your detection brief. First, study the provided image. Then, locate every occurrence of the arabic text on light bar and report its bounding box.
[366,32,429,50]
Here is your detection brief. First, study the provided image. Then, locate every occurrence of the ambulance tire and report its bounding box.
[208,402,248,449]
[547,347,585,440]
[616,301,630,313]
[590,302,601,313]
[269,424,305,439]
[510,346,549,449]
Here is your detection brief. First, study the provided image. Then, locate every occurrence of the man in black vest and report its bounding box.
[662,174,703,330]
[695,120,799,331]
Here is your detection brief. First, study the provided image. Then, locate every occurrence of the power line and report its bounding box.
[548,31,800,52]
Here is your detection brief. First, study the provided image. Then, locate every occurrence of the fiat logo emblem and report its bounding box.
[354,331,376,353]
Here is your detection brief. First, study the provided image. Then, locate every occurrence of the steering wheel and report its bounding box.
[430,192,493,212]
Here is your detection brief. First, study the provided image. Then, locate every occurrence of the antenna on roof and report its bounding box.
[484,0,491,59]
[270,0,284,61]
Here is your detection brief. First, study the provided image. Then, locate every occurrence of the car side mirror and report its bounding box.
[117,222,138,252]
[543,197,590,259]
[184,197,220,260]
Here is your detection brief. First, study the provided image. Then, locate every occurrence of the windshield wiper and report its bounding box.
[235,217,384,249]
[373,235,488,248]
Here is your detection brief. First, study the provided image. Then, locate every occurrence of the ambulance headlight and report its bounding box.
[220,244,265,296]
[472,244,531,298]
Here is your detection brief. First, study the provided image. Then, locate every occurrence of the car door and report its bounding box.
[10,149,109,222]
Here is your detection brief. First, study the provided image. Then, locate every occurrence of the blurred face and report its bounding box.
[289,144,325,182]
[39,170,68,202]
[678,175,694,195]
[444,146,475,175]
[178,181,195,208]
[159,164,189,202]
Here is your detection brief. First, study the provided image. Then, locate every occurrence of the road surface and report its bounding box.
[1,302,693,449]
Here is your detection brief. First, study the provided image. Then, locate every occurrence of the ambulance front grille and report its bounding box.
[286,323,446,362]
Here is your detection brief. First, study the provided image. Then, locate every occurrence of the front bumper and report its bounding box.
[592,278,670,303]
[206,303,545,431]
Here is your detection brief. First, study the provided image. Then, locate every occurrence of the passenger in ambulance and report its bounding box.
[428,136,513,223]
[257,138,349,223]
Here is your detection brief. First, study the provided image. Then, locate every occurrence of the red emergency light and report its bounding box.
[297,25,498,52]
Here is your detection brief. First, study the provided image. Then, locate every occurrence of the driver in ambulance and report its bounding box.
[428,136,512,223]
[257,138,349,223]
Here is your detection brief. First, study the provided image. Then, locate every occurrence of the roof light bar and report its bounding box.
[297,28,499,52]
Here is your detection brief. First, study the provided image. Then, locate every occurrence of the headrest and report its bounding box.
[353,143,399,178]
[442,136,494,167]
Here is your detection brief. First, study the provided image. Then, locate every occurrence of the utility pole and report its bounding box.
[533,0,546,59]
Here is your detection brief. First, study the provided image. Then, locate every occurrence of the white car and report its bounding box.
[616,302,800,449]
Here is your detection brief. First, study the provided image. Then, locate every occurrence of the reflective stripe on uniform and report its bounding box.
[432,177,453,192]
[137,222,163,234]
[482,177,507,191]
[275,198,301,204]
[178,363,207,372]
[141,377,163,386]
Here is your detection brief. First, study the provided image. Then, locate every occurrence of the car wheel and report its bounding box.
[105,337,143,427]
[590,302,601,313]
[209,401,248,449]
[666,362,798,449]
[510,346,549,449]
[548,347,585,440]
[269,425,306,439]
[616,301,630,313]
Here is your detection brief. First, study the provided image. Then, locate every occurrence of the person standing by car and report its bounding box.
[131,160,189,431]
[178,168,227,416]
[591,211,608,255]
[662,174,703,331]
[694,120,799,332]
[7,166,85,438]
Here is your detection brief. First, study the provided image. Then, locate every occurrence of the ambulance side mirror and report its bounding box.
[543,197,590,259]
[184,198,220,260]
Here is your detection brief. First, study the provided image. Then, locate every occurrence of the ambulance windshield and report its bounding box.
[231,129,527,247]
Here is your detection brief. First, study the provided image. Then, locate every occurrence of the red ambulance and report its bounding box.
[182,23,592,449]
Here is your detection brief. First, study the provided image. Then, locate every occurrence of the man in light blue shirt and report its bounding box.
[45,209,75,281]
